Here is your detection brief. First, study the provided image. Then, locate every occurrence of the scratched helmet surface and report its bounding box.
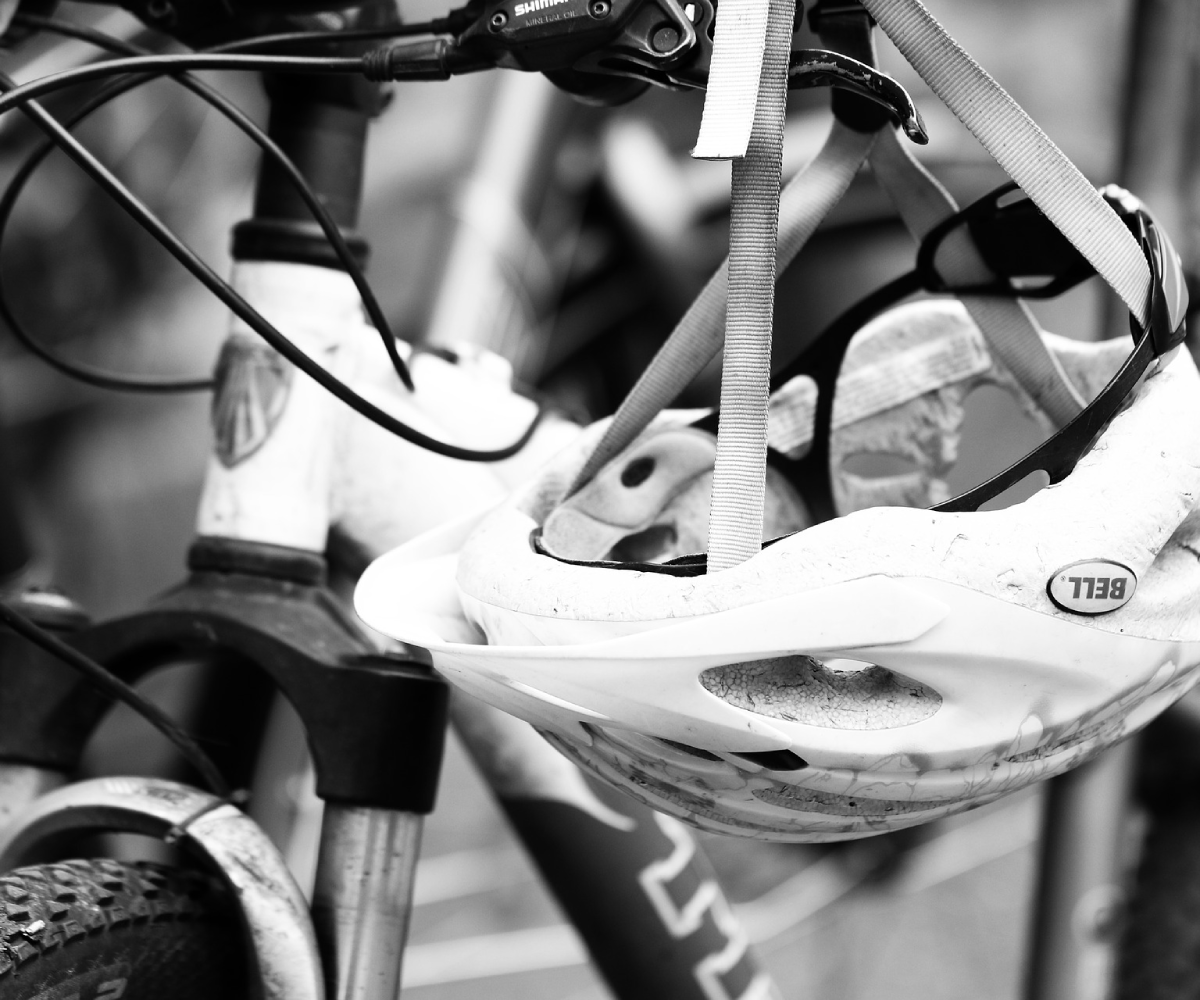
[357,297,1200,841]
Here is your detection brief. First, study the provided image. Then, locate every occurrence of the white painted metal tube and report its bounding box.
[197,261,368,551]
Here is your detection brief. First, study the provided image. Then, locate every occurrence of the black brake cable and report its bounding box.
[0,600,230,797]
[198,17,471,52]
[0,55,366,119]
[11,11,461,51]
[2,18,412,394]
[0,48,546,460]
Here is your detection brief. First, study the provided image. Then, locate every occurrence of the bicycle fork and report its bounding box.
[170,35,486,997]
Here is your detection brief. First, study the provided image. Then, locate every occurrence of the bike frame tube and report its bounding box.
[422,70,571,379]
[1024,741,1138,1000]
[451,693,783,1000]
[195,260,363,551]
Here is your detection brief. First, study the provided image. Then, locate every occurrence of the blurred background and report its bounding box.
[0,0,1196,996]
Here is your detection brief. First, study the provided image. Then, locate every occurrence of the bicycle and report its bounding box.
[0,1,1190,998]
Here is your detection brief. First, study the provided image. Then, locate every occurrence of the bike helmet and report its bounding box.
[356,0,1200,840]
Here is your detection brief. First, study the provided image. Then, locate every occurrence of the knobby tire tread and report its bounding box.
[0,858,246,999]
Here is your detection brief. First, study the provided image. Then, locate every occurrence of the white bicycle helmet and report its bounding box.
[357,0,1200,841]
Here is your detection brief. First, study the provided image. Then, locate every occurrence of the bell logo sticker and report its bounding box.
[1047,560,1137,615]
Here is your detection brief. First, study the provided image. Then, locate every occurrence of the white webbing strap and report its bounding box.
[860,0,1152,326]
[568,121,874,495]
[869,128,1085,426]
[693,0,772,158]
[706,0,796,570]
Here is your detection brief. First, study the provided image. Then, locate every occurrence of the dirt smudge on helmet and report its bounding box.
[700,655,941,729]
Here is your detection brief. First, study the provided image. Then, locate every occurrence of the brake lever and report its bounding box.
[786,50,926,143]
[645,44,926,143]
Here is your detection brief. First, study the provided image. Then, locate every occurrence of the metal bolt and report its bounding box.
[651,25,680,51]
[489,10,508,30]
[589,0,611,17]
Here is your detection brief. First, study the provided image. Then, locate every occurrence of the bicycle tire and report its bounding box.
[0,859,247,999]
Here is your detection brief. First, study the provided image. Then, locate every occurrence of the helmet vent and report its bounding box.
[620,456,657,487]
[657,738,723,761]
[607,524,679,562]
[700,655,940,729]
[731,749,809,771]
[842,451,919,479]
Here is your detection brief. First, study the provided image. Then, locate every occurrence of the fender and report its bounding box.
[0,777,323,1000]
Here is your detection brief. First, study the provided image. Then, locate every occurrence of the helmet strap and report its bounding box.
[703,0,796,571]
